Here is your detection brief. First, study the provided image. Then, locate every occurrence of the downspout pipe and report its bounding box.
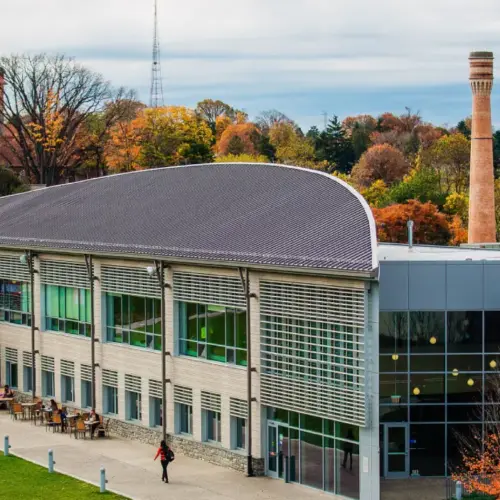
[25,251,38,401]
[239,267,255,477]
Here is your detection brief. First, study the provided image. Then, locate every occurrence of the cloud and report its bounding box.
[2,0,500,128]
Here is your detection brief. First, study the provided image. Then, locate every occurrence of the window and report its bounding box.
[103,386,118,414]
[126,391,141,421]
[447,311,483,353]
[23,366,32,392]
[6,361,18,389]
[61,375,75,403]
[232,417,246,449]
[204,410,221,443]
[0,279,30,326]
[81,380,92,408]
[177,302,247,366]
[44,285,91,336]
[177,403,192,434]
[42,370,55,397]
[150,397,162,427]
[106,293,161,351]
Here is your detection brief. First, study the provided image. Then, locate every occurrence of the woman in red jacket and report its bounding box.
[154,440,173,483]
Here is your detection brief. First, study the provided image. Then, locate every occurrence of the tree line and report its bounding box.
[2,53,500,244]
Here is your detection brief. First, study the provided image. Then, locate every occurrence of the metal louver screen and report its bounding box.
[201,391,221,412]
[23,351,32,367]
[41,355,55,372]
[60,360,75,378]
[173,385,192,405]
[5,347,18,363]
[81,364,92,382]
[173,272,245,309]
[41,260,90,289]
[0,254,30,281]
[260,280,367,426]
[229,398,247,419]
[102,369,118,387]
[125,374,141,393]
[149,379,162,399]
[101,266,161,298]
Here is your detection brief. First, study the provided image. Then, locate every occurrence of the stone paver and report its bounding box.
[0,413,329,500]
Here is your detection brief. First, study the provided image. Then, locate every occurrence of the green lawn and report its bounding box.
[0,453,128,499]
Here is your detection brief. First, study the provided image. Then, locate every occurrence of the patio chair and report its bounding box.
[11,403,23,421]
[75,419,88,439]
[67,417,77,438]
[97,418,110,438]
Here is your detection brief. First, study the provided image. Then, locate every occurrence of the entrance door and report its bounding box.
[267,421,289,480]
[384,423,409,478]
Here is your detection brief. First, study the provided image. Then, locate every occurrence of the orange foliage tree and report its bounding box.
[352,144,409,188]
[217,123,261,156]
[373,200,451,245]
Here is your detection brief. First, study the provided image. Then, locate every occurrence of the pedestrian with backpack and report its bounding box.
[154,440,174,483]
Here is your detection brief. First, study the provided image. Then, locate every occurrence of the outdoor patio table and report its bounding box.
[21,402,36,419]
[0,398,14,412]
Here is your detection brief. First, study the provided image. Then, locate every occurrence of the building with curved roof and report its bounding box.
[0,162,381,500]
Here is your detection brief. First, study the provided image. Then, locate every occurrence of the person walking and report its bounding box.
[342,429,355,471]
[154,440,174,483]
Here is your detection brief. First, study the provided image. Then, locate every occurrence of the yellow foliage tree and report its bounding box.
[269,122,316,168]
[361,179,390,208]
[215,153,268,163]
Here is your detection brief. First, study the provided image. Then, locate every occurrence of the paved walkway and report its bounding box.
[0,413,328,500]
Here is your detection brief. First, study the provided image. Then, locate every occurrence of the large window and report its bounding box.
[103,385,118,415]
[232,417,246,450]
[126,390,142,421]
[44,285,91,336]
[177,302,247,366]
[81,380,92,408]
[61,375,75,403]
[6,360,18,389]
[23,366,32,393]
[42,370,55,397]
[106,293,161,351]
[0,279,30,326]
[150,397,162,427]
[176,403,193,435]
[204,410,221,443]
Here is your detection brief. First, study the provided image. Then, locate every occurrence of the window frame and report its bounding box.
[103,385,118,415]
[61,374,75,403]
[0,279,31,327]
[41,370,55,397]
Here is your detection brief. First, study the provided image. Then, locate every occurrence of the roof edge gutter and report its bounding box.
[0,244,378,281]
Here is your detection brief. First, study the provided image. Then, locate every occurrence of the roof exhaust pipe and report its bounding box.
[407,220,414,250]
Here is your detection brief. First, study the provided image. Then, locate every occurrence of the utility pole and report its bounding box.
[322,111,328,130]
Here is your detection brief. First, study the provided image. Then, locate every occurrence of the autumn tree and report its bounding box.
[104,120,142,172]
[0,54,111,185]
[351,144,409,188]
[425,133,470,194]
[215,153,268,163]
[360,179,390,208]
[195,99,237,134]
[269,122,317,168]
[373,200,451,245]
[217,122,261,157]
[256,109,293,135]
[0,166,29,196]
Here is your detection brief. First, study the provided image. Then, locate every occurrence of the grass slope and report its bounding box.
[0,453,127,499]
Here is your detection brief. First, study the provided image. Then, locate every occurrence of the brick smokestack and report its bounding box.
[468,51,496,243]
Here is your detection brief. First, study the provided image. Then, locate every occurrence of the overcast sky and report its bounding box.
[2,0,500,130]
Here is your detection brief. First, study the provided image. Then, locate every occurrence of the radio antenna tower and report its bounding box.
[150,0,164,108]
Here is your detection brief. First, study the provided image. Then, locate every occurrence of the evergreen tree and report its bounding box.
[316,116,355,173]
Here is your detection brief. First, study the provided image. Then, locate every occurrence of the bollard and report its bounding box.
[48,449,55,473]
[3,436,11,456]
[100,466,107,493]
[456,480,463,500]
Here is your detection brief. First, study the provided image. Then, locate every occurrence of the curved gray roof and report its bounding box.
[0,163,378,274]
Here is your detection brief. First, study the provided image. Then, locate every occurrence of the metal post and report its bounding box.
[86,255,97,411]
[100,467,106,493]
[29,251,36,401]
[3,435,10,456]
[48,449,54,473]
[456,480,463,500]
[239,268,254,477]
[407,220,414,249]
[159,261,166,442]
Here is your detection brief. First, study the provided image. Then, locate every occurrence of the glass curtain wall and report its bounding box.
[44,285,91,336]
[267,408,360,500]
[177,302,247,366]
[0,279,31,326]
[106,293,161,351]
[380,310,500,477]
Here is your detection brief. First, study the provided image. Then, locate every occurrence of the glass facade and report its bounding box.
[267,408,360,499]
[177,302,247,366]
[0,279,30,326]
[106,293,161,351]
[44,285,91,336]
[380,310,500,477]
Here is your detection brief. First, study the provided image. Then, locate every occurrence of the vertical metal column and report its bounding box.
[29,251,37,401]
[85,255,97,411]
[160,261,167,441]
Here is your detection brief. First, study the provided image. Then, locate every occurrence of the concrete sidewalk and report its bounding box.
[0,413,328,500]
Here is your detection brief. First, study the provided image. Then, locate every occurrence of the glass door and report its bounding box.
[267,422,279,478]
[384,423,409,478]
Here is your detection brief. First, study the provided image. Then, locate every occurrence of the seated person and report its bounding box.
[1,385,14,398]
[88,409,101,438]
